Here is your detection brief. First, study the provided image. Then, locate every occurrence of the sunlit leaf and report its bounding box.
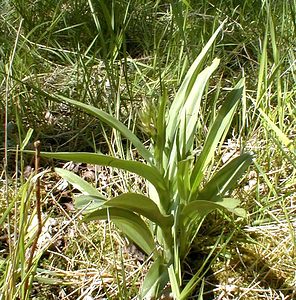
[166,21,225,143]
[181,198,245,227]
[104,193,173,228]
[22,84,154,164]
[190,78,245,198]
[168,264,181,298]
[166,59,220,179]
[257,107,294,151]
[154,89,168,172]
[198,153,252,200]
[75,195,105,214]
[84,207,156,256]
[55,167,104,197]
[20,128,33,151]
[178,58,220,155]
[44,152,167,198]
[140,257,169,299]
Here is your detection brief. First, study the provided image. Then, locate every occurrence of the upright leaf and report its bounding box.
[190,78,245,198]
[178,58,220,155]
[140,257,169,299]
[198,153,253,200]
[166,21,225,144]
[154,89,168,172]
[166,59,220,180]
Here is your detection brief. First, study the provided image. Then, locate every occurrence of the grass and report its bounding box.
[1,0,295,299]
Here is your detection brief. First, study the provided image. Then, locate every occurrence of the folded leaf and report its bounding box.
[44,152,166,198]
[104,193,173,228]
[75,195,106,214]
[140,257,169,299]
[181,198,245,226]
[190,78,245,198]
[198,153,252,200]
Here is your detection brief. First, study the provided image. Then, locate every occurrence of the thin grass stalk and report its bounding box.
[3,18,23,300]
[24,141,42,298]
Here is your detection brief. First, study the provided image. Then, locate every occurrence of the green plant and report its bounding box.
[28,23,252,299]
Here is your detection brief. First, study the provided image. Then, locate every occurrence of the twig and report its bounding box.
[24,140,42,297]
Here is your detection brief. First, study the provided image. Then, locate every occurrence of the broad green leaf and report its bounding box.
[103,193,173,228]
[147,182,162,211]
[181,198,245,227]
[178,58,220,155]
[166,21,225,143]
[22,85,154,164]
[140,257,169,299]
[84,207,155,256]
[75,195,106,214]
[55,168,104,198]
[43,152,167,197]
[166,59,220,179]
[198,153,252,200]
[190,78,245,198]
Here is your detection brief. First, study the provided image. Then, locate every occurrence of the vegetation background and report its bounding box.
[0,0,295,299]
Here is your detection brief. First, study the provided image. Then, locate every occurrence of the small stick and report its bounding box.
[24,141,42,297]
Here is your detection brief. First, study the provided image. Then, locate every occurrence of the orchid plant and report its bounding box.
[38,23,252,299]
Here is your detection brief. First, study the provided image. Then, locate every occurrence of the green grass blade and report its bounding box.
[180,231,232,299]
[256,106,295,151]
